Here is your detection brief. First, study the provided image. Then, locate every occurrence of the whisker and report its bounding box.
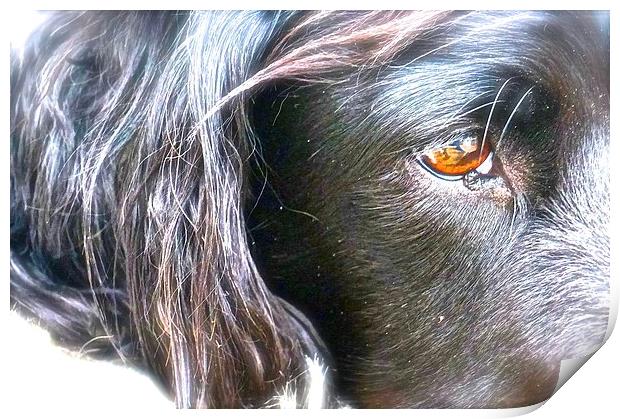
[496,86,535,149]
[438,90,494,130]
[481,77,513,159]
[442,99,501,128]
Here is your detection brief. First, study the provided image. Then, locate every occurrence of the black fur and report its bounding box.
[10,11,609,408]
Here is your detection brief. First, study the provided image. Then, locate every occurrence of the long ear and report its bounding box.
[10,11,332,408]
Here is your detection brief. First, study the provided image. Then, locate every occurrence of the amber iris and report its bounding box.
[420,136,492,177]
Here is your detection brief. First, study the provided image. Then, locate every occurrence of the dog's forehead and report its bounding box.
[397,12,606,76]
[433,11,609,87]
[443,11,607,52]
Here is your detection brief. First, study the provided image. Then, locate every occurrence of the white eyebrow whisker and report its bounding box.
[442,98,501,129]
[481,77,513,159]
[439,90,494,130]
[496,86,535,150]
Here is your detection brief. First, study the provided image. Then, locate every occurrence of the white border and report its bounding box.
[2,3,616,417]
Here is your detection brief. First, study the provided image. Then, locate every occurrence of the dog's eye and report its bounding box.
[418,135,493,181]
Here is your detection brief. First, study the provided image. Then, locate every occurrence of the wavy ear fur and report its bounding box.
[10,11,331,408]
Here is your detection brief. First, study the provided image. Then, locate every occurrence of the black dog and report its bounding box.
[10,11,610,408]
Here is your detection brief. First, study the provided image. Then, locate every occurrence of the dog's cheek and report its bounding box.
[336,146,608,408]
[322,171,536,406]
